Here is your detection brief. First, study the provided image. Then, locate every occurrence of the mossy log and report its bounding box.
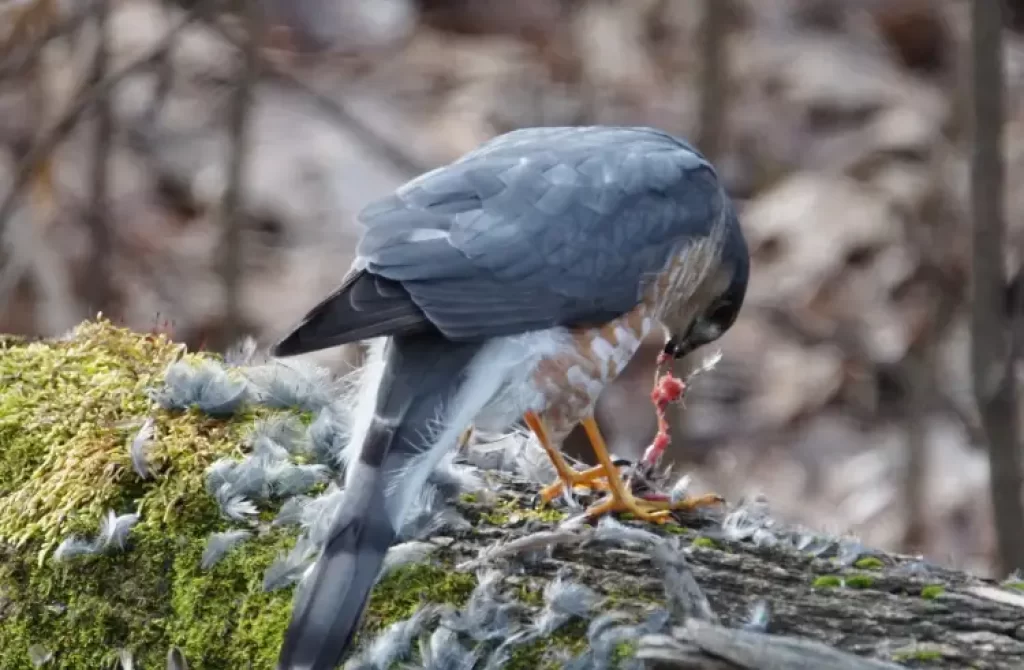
[1,321,1023,669]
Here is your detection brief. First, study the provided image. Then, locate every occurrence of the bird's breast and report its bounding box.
[530,305,657,438]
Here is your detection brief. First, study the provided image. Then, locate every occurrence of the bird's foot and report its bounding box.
[539,463,618,504]
[585,489,725,524]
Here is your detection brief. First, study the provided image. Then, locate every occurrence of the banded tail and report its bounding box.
[276,333,482,670]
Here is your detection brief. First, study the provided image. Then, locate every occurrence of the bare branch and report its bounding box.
[970,0,1024,574]
[695,0,729,162]
[199,13,427,178]
[0,1,95,80]
[217,0,260,345]
[0,7,201,311]
[84,0,115,316]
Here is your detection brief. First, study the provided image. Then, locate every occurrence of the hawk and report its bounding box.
[271,125,749,669]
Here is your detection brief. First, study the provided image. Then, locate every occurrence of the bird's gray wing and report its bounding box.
[271,126,724,355]
[360,126,723,339]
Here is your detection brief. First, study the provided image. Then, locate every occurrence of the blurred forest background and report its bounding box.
[3,0,1024,579]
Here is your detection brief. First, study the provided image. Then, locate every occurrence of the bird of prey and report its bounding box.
[271,125,749,669]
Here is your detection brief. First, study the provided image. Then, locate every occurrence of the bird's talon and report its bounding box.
[584,489,674,524]
[636,492,726,513]
[540,463,618,504]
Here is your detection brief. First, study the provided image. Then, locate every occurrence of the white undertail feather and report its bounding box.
[339,337,389,478]
[343,329,572,533]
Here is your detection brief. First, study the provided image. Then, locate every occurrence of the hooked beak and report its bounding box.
[663,336,697,360]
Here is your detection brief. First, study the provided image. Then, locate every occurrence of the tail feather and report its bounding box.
[276,422,396,670]
[276,334,483,670]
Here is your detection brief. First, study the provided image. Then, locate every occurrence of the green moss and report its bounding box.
[0,320,271,558]
[844,574,874,589]
[516,582,545,607]
[479,495,567,526]
[0,320,317,668]
[361,563,476,633]
[459,492,478,504]
[661,522,691,535]
[690,536,720,550]
[893,648,944,662]
[506,619,589,669]
[0,501,302,669]
[919,585,945,599]
[853,556,884,570]
[812,575,842,589]
[611,641,637,666]
[1003,581,1024,591]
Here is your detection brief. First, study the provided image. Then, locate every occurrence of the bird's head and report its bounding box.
[664,204,748,361]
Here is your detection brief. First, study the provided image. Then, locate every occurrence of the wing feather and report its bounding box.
[273,126,726,354]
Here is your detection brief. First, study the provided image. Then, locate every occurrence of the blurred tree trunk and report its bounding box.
[85,0,115,318]
[696,0,728,161]
[970,0,1024,575]
[218,0,261,348]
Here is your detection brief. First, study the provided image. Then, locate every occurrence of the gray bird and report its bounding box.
[271,125,749,669]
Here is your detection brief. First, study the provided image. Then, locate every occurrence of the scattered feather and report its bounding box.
[204,458,238,496]
[201,529,252,570]
[380,541,438,577]
[345,605,439,670]
[300,484,346,546]
[308,407,350,469]
[719,500,780,547]
[592,515,663,548]
[152,360,248,417]
[652,541,717,623]
[667,474,691,505]
[27,644,52,667]
[263,535,318,592]
[227,458,272,501]
[456,530,584,570]
[251,435,291,464]
[53,536,99,562]
[166,646,189,670]
[398,484,471,540]
[568,609,670,670]
[686,349,723,382]
[129,417,156,479]
[214,487,259,523]
[244,359,339,412]
[534,572,602,635]
[53,510,139,562]
[252,414,306,455]
[743,600,772,633]
[441,570,524,644]
[272,495,311,527]
[837,538,875,566]
[268,462,331,497]
[98,510,139,551]
[427,450,484,498]
[420,627,479,670]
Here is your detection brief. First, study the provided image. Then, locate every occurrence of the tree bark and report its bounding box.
[440,475,1024,669]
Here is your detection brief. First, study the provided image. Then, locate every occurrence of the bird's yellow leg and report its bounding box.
[523,411,615,503]
[579,417,675,523]
[581,417,725,522]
